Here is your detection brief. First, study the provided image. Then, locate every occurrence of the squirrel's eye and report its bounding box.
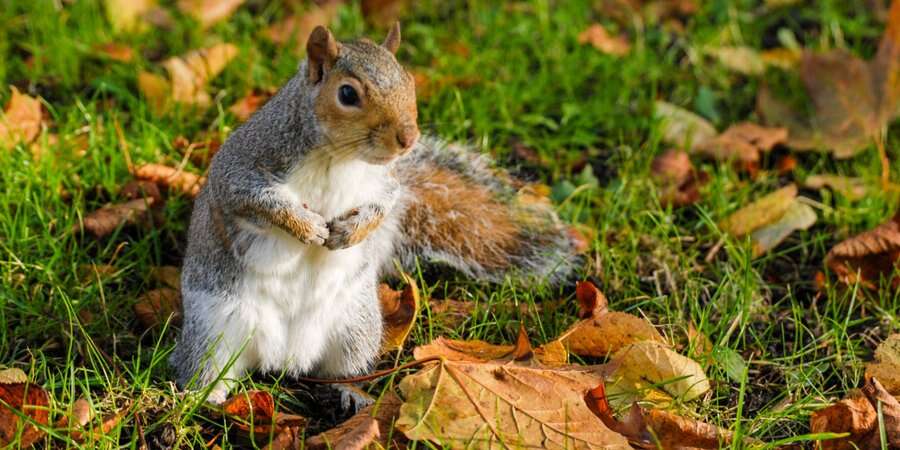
[337,84,361,107]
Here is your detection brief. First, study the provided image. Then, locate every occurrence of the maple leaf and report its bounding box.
[825,211,900,290]
[395,360,632,449]
[758,0,900,159]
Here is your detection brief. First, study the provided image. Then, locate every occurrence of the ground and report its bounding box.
[0,0,898,448]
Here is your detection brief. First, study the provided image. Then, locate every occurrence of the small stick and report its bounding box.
[293,356,442,384]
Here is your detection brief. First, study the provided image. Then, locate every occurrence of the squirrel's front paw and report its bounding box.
[290,208,329,246]
[325,205,385,250]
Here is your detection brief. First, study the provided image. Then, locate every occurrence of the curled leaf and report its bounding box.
[749,198,817,257]
[826,211,900,290]
[306,392,404,450]
[133,163,205,198]
[811,377,900,449]
[379,274,419,354]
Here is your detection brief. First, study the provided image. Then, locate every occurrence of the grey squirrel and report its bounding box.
[169,23,581,403]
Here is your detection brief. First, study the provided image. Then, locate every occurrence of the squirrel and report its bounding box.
[169,23,581,403]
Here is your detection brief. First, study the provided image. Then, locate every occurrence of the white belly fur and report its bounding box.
[230,156,387,375]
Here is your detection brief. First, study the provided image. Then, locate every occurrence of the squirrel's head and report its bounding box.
[305,23,419,165]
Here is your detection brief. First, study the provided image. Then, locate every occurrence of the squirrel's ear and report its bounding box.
[382,22,401,54]
[307,26,340,83]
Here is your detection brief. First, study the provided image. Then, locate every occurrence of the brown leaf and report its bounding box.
[361,0,408,27]
[77,197,156,238]
[826,211,900,290]
[134,288,181,329]
[228,89,273,122]
[177,0,245,28]
[264,5,336,54]
[595,0,697,27]
[578,23,631,56]
[307,392,405,450]
[586,383,737,449]
[867,334,900,395]
[149,265,180,289]
[120,180,163,204]
[163,43,239,109]
[758,0,900,158]
[413,330,568,367]
[93,42,135,62]
[133,163,205,198]
[651,150,709,208]
[427,298,475,328]
[810,378,900,449]
[0,87,43,149]
[222,390,306,438]
[560,281,664,358]
[379,274,419,354]
[694,122,787,164]
[0,374,50,447]
[396,359,631,448]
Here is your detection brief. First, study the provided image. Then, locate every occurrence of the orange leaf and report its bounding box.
[650,150,709,208]
[360,0,408,27]
[93,43,135,62]
[0,372,50,447]
[810,377,900,449]
[306,392,405,450]
[176,0,244,29]
[133,288,181,329]
[228,89,273,122]
[578,23,631,56]
[264,5,336,54]
[378,274,419,354]
[694,122,787,164]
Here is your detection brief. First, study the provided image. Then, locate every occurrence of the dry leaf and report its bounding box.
[177,0,244,29]
[810,377,900,449]
[706,46,765,75]
[379,274,419,354]
[654,101,717,152]
[140,44,239,114]
[0,373,50,447]
[651,150,709,208]
[396,359,632,449]
[413,333,568,367]
[222,390,306,438]
[133,163,205,198]
[361,0,408,27]
[578,23,631,56]
[0,369,27,385]
[264,5,335,54]
[134,288,181,329]
[0,87,43,149]
[804,174,868,201]
[560,281,664,358]
[307,392,405,450]
[749,198,817,257]
[103,0,155,32]
[758,0,900,158]
[595,0,698,27]
[149,266,180,289]
[760,48,802,70]
[826,211,900,290]
[694,122,787,164]
[228,89,273,122]
[427,298,475,328]
[609,340,710,404]
[867,334,900,395]
[719,184,797,238]
[586,383,739,449]
[93,43,134,62]
[77,197,156,238]
[120,180,163,205]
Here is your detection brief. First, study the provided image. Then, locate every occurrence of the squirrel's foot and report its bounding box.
[324,205,385,250]
[291,207,329,246]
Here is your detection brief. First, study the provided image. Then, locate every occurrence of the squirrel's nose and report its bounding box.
[396,125,419,150]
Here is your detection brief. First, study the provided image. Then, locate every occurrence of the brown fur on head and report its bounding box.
[306,23,419,165]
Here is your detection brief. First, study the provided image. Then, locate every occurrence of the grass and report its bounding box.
[1,0,899,447]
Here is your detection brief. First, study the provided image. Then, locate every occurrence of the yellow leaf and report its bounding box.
[177,0,245,28]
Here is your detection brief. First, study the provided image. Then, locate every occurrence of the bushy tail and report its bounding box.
[390,136,582,284]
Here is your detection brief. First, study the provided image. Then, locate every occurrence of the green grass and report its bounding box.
[1,0,899,447]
